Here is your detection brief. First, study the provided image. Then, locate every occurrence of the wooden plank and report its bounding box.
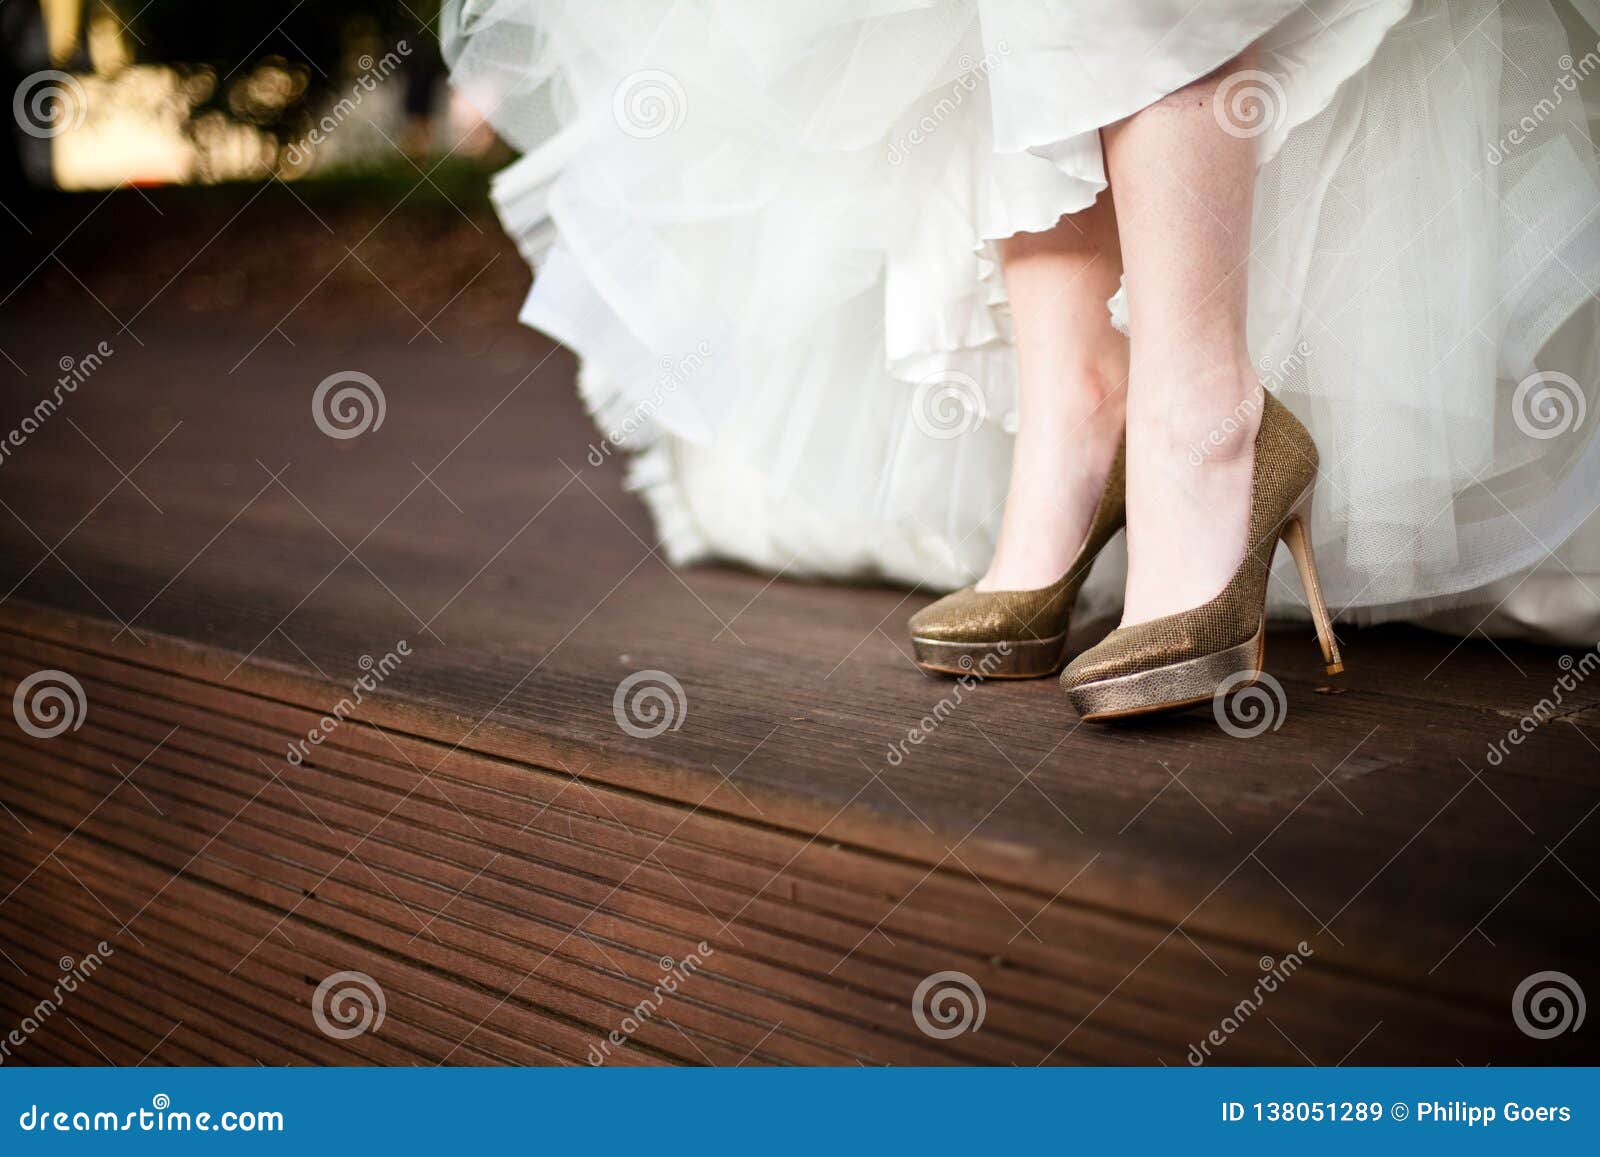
[0,643,1270,1052]
[0,641,1574,1064]
[0,700,1122,1065]
[0,888,314,1067]
[7,605,1594,1016]
[0,931,220,1066]
[1,185,1595,1067]
[0,780,685,1067]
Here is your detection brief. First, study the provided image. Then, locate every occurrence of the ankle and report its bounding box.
[1176,387,1263,466]
[1068,363,1129,419]
[1017,367,1127,445]
[980,367,1128,593]
[1131,366,1262,466]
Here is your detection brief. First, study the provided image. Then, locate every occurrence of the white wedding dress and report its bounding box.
[444,0,1600,642]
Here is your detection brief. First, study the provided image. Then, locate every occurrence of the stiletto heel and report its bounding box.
[1280,494,1344,676]
[909,443,1124,679]
[1061,392,1346,721]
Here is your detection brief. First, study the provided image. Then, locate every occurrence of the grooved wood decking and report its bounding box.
[0,185,1595,1066]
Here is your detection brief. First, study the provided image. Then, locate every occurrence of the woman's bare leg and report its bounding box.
[1100,52,1264,625]
[979,194,1128,592]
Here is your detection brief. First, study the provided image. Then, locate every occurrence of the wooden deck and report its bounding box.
[0,185,1596,1066]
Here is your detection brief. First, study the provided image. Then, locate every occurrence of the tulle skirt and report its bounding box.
[444,0,1600,641]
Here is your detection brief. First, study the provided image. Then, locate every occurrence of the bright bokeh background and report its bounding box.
[11,0,499,191]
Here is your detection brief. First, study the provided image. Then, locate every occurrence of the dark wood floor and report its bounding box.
[0,186,1596,1065]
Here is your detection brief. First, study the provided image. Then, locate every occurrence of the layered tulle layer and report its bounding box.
[445,0,1600,639]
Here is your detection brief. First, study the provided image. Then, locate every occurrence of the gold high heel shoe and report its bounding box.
[909,444,1124,678]
[1060,393,1343,720]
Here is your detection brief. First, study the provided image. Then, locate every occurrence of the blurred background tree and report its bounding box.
[2,0,453,193]
[116,0,446,175]
[2,0,512,336]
